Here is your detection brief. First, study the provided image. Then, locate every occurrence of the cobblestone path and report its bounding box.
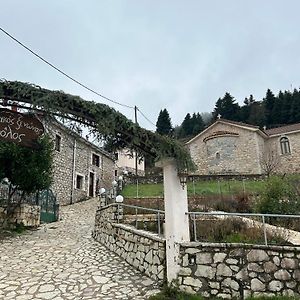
[0,198,160,300]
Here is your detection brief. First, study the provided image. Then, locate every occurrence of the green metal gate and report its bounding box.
[38,189,59,223]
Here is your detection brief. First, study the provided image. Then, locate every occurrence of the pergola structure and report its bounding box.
[0,80,193,282]
[0,80,194,172]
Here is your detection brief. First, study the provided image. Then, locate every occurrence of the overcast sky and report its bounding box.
[1,1,300,130]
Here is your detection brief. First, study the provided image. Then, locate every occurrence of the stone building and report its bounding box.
[186,118,300,175]
[115,149,145,177]
[265,123,300,174]
[45,120,115,205]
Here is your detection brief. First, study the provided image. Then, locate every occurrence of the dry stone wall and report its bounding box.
[0,204,40,227]
[92,204,166,282]
[92,204,300,298]
[178,242,300,298]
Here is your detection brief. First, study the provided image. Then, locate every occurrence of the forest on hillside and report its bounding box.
[156,88,300,140]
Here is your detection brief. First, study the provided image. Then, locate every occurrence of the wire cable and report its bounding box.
[0,26,159,129]
[136,107,156,128]
[0,27,134,109]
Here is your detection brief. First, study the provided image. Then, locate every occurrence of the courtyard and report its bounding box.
[0,198,159,300]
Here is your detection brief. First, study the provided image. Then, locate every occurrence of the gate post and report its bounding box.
[156,158,190,283]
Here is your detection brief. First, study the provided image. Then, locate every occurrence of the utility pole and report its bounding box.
[134,106,139,197]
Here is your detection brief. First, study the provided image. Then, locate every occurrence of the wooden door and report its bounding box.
[89,172,94,197]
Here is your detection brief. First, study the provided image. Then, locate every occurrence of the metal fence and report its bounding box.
[107,200,300,246]
[0,184,38,205]
[0,185,59,223]
[116,203,165,236]
[186,211,300,246]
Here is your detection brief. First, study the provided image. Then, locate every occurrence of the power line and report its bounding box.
[136,107,156,128]
[0,27,134,109]
[0,26,158,129]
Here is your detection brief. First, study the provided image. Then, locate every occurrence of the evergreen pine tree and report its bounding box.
[179,113,193,138]
[247,101,266,127]
[155,108,173,136]
[191,113,205,135]
[212,92,240,121]
[281,90,293,124]
[263,89,276,127]
[271,91,284,126]
[240,96,251,123]
[289,89,300,123]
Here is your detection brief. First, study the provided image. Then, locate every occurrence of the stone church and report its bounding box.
[186,118,300,175]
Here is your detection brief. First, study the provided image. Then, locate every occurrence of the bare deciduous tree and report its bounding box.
[260,144,281,177]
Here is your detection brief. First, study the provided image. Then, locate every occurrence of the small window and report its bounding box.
[216,152,220,159]
[114,152,119,160]
[280,137,291,155]
[92,153,100,167]
[76,174,84,190]
[115,170,118,176]
[55,134,61,152]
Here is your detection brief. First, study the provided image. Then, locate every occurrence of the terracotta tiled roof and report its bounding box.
[218,118,260,129]
[265,123,300,136]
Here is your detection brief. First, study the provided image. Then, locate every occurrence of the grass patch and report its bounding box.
[122,183,164,198]
[246,297,300,300]
[149,293,203,300]
[148,285,204,300]
[149,290,299,300]
[121,179,266,198]
[12,223,27,234]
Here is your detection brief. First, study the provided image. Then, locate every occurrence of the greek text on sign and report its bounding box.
[0,108,44,148]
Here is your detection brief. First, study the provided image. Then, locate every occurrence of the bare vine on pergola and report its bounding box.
[0,80,195,172]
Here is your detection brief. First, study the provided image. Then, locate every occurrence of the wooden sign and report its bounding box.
[0,108,44,148]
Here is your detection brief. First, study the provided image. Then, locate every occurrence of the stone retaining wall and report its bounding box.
[178,242,300,298]
[123,196,238,212]
[0,204,40,227]
[92,204,166,282]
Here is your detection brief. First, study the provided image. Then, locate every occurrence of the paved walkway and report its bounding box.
[0,198,160,300]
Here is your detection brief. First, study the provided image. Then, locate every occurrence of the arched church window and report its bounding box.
[280,137,291,155]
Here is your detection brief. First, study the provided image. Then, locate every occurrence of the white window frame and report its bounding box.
[91,152,101,168]
[279,136,291,155]
[75,172,85,190]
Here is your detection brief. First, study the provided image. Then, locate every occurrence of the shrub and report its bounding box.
[235,192,253,212]
[213,198,238,213]
[191,217,289,245]
[255,176,300,214]
[148,284,204,300]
